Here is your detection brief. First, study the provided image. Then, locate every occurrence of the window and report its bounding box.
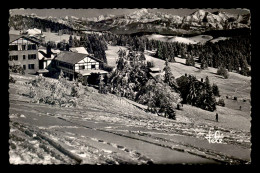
[9,45,18,51]
[27,44,36,50]
[28,54,36,60]
[23,65,26,70]
[79,65,85,70]
[23,55,26,60]
[22,45,26,50]
[9,55,18,61]
[91,64,96,69]
[28,64,35,69]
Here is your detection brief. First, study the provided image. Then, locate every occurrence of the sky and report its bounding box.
[10,8,250,18]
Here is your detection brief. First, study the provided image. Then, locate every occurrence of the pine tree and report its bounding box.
[156,42,163,59]
[162,44,168,60]
[140,52,146,61]
[187,81,198,106]
[212,83,220,97]
[176,75,189,103]
[73,36,79,47]
[202,76,216,111]
[186,55,195,66]
[69,35,74,47]
[240,59,250,76]
[163,59,173,84]
[200,56,208,69]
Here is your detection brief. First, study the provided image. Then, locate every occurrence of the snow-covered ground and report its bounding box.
[9,73,251,164]
[145,34,197,44]
[105,45,128,67]
[145,34,216,45]
[210,37,229,43]
[188,35,213,44]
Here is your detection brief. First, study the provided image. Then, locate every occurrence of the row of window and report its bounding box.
[9,44,37,51]
[57,61,98,70]
[79,64,96,70]
[9,54,37,61]
[22,64,35,70]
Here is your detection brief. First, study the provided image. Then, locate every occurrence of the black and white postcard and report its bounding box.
[8,8,252,165]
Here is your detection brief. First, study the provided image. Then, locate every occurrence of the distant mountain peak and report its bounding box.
[132,9,149,15]
[191,9,210,16]
[126,9,150,19]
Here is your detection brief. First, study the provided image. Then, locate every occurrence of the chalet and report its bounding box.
[148,67,162,80]
[9,34,40,74]
[54,51,108,83]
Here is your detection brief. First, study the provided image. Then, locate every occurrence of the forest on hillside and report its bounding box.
[100,32,251,76]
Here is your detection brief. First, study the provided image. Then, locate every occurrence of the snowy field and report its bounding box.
[105,45,129,67]
[144,52,251,102]
[9,73,251,164]
[145,34,227,44]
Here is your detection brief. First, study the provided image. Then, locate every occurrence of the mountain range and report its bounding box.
[13,9,251,36]
[86,9,250,34]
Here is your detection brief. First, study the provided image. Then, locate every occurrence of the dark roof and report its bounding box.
[55,51,88,64]
[9,34,40,44]
[55,51,103,65]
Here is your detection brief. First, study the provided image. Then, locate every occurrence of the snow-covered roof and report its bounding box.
[69,47,89,54]
[149,67,161,72]
[34,28,41,33]
[26,28,42,36]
